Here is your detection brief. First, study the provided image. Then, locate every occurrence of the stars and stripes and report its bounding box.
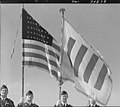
[63,19,112,105]
[22,9,61,80]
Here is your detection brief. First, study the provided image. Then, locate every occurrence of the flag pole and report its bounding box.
[22,4,25,99]
[59,8,65,106]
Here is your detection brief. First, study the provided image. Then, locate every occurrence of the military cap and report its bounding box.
[0,85,8,90]
[26,90,33,96]
[61,90,68,95]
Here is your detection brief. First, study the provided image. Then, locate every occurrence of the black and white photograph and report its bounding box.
[1,3,120,107]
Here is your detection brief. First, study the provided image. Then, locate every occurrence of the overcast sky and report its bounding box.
[1,4,120,106]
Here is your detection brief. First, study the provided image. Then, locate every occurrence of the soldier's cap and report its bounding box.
[0,85,8,90]
[61,90,68,95]
[26,90,33,96]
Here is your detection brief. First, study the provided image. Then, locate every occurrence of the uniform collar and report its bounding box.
[26,101,32,105]
[0,96,7,101]
[89,104,97,107]
[62,102,67,106]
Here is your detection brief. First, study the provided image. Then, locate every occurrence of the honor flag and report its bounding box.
[62,19,112,105]
[22,8,61,81]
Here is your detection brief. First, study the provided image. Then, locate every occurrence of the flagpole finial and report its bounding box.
[59,8,66,15]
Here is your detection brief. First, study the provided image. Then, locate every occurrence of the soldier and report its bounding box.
[17,90,39,107]
[54,90,73,107]
[88,98,100,107]
[0,85,15,107]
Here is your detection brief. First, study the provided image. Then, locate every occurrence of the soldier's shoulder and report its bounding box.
[5,98,15,107]
[68,104,73,107]
[6,98,12,101]
[33,103,39,107]
[96,105,100,107]
[18,102,30,107]
[6,98,14,103]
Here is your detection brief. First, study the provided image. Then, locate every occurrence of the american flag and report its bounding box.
[22,9,61,80]
[62,19,112,105]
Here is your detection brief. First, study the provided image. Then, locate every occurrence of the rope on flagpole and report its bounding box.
[10,14,22,58]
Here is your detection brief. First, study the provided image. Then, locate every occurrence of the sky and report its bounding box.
[1,4,120,106]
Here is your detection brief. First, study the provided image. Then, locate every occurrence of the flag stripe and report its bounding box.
[52,42,61,52]
[88,58,104,88]
[67,37,76,57]
[23,43,60,61]
[23,52,58,69]
[23,41,60,80]
[24,47,45,57]
[49,60,58,68]
[94,64,108,90]
[23,52,48,62]
[48,49,59,61]
[24,56,48,65]
[23,61,49,71]
[84,53,99,83]
[74,45,88,77]
[51,70,58,79]
[23,43,45,52]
